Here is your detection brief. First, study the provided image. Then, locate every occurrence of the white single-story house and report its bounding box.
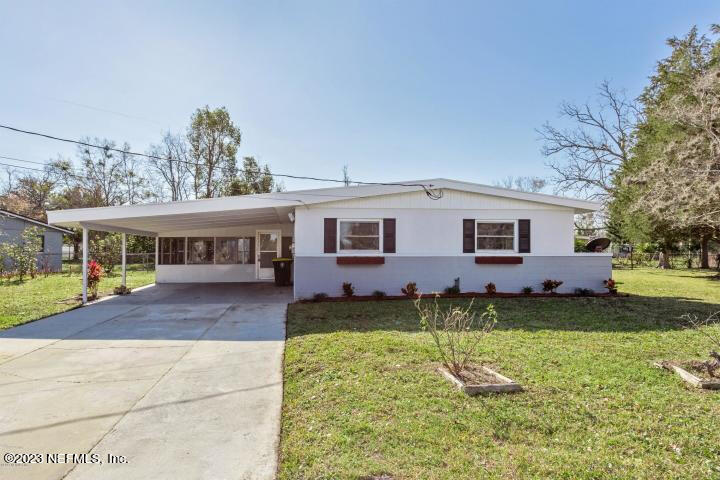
[46,178,611,302]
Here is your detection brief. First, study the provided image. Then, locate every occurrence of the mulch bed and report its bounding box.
[298,291,626,303]
[678,361,720,383]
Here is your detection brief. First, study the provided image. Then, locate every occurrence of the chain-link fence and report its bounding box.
[613,249,720,269]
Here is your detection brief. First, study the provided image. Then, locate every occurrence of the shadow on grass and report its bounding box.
[287,295,720,337]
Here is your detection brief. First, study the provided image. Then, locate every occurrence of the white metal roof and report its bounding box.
[46,178,601,235]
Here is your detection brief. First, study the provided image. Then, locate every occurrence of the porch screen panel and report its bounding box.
[238,238,253,264]
[187,237,215,264]
[160,237,185,265]
[216,238,238,264]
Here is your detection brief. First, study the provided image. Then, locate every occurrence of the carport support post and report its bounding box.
[155,237,159,270]
[82,227,88,304]
[121,233,127,288]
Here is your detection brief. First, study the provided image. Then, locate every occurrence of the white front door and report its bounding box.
[256,230,281,280]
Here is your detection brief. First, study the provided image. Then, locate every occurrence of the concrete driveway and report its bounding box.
[0,283,291,480]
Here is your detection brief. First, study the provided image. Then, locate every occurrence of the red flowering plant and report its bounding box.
[603,278,617,294]
[87,260,103,299]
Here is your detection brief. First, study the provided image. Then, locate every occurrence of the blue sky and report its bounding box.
[0,1,718,192]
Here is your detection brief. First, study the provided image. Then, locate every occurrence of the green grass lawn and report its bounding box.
[0,264,155,330]
[281,268,720,480]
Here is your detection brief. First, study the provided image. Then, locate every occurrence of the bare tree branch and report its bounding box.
[538,81,640,202]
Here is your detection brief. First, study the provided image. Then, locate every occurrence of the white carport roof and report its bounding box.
[46,178,601,235]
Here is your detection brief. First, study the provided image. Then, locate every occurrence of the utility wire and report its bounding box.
[0,123,444,199]
[0,156,422,200]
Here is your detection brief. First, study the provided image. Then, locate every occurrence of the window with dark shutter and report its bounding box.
[383,218,396,253]
[463,219,475,253]
[324,218,337,253]
[518,219,531,253]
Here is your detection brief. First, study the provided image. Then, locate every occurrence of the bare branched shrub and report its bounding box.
[682,312,720,378]
[415,297,497,377]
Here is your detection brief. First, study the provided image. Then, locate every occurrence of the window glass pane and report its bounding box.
[339,221,380,251]
[340,236,380,250]
[340,221,379,236]
[477,222,514,236]
[216,238,237,264]
[187,237,214,264]
[237,238,251,264]
[477,237,514,250]
[258,233,277,251]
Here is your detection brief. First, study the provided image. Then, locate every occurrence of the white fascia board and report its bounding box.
[47,195,304,227]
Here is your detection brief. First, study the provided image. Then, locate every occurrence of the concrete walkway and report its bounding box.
[0,283,291,480]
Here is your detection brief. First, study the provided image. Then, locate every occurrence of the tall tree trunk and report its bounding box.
[700,234,710,269]
[658,249,671,269]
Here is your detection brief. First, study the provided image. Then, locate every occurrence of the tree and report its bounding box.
[493,175,547,193]
[224,157,280,195]
[147,132,190,202]
[615,25,720,268]
[117,144,150,204]
[90,233,122,274]
[539,81,641,202]
[63,138,126,207]
[187,106,242,198]
[0,163,59,221]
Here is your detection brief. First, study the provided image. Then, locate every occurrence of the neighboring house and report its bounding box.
[47,178,611,298]
[0,209,72,273]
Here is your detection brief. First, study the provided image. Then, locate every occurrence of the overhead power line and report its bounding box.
[0,123,444,199]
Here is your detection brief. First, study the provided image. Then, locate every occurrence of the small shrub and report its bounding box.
[682,312,720,378]
[522,286,533,294]
[485,282,496,294]
[113,285,132,295]
[401,281,418,298]
[444,285,461,295]
[342,282,354,297]
[0,226,43,281]
[603,278,618,294]
[312,292,328,302]
[371,290,386,298]
[87,260,103,299]
[542,279,563,293]
[90,233,122,275]
[574,287,594,296]
[416,298,498,377]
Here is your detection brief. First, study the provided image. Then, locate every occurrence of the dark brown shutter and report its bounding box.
[518,219,531,253]
[383,218,396,253]
[282,237,293,258]
[463,219,475,253]
[248,237,256,264]
[324,218,337,253]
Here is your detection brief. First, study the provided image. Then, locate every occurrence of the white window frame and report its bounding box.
[475,219,517,253]
[337,218,383,254]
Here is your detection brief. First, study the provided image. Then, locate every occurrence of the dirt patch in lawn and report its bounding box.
[678,361,720,382]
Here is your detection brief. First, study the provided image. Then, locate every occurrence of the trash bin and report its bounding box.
[272,258,293,286]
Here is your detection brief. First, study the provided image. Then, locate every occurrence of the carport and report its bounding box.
[47,193,302,303]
